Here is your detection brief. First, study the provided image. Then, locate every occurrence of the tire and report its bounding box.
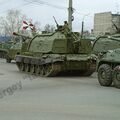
[98,64,112,86]
[6,58,11,63]
[113,66,120,89]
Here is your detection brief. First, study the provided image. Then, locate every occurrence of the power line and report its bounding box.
[0,1,34,15]
[0,0,13,6]
[24,0,67,10]
[0,0,67,15]
[0,0,15,13]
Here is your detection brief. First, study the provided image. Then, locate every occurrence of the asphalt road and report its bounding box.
[0,58,120,120]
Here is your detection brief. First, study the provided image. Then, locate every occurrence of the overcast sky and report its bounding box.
[0,0,120,31]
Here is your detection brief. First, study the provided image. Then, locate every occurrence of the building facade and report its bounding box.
[93,12,120,36]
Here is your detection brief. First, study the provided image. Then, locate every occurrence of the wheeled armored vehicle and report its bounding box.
[93,34,120,88]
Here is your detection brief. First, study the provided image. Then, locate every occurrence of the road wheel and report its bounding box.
[20,63,25,71]
[25,64,30,72]
[17,63,22,71]
[30,65,35,74]
[40,66,45,76]
[35,65,40,75]
[6,58,11,63]
[44,64,53,77]
[98,64,112,86]
[113,66,120,89]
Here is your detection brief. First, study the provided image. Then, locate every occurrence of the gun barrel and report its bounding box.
[13,32,31,39]
[53,16,59,27]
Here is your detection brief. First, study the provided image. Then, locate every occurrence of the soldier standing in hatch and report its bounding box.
[64,21,68,27]
[63,21,69,29]
[62,21,70,34]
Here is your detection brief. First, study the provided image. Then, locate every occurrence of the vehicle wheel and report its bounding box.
[25,64,30,72]
[6,58,11,63]
[40,66,45,76]
[21,63,25,71]
[35,65,40,75]
[30,65,35,74]
[98,64,112,86]
[113,66,120,89]
[18,63,25,71]
[44,64,53,77]
[17,63,22,71]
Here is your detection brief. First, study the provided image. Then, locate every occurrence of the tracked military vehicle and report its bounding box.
[93,34,120,88]
[5,42,22,63]
[14,24,96,77]
[0,42,12,58]
[5,34,31,63]
[14,0,96,77]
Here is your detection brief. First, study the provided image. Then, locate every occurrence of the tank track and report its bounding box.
[81,63,96,76]
[16,62,95,77]
[16,56,96,77]
[0,51,7,58]
[16,62,62,77]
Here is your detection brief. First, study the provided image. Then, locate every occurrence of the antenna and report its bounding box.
[116,2,119,14]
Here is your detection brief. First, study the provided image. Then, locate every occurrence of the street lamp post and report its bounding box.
[81,14,90,38]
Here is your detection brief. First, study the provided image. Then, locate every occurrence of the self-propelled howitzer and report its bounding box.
[5,32,32,63]
[15,24,96,76]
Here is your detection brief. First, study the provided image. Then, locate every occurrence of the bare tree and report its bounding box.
[44,24,55,33]
[0,9,26,36]
[0,9,41,36]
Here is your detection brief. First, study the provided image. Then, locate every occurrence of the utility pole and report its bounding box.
[68,0,73,32]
